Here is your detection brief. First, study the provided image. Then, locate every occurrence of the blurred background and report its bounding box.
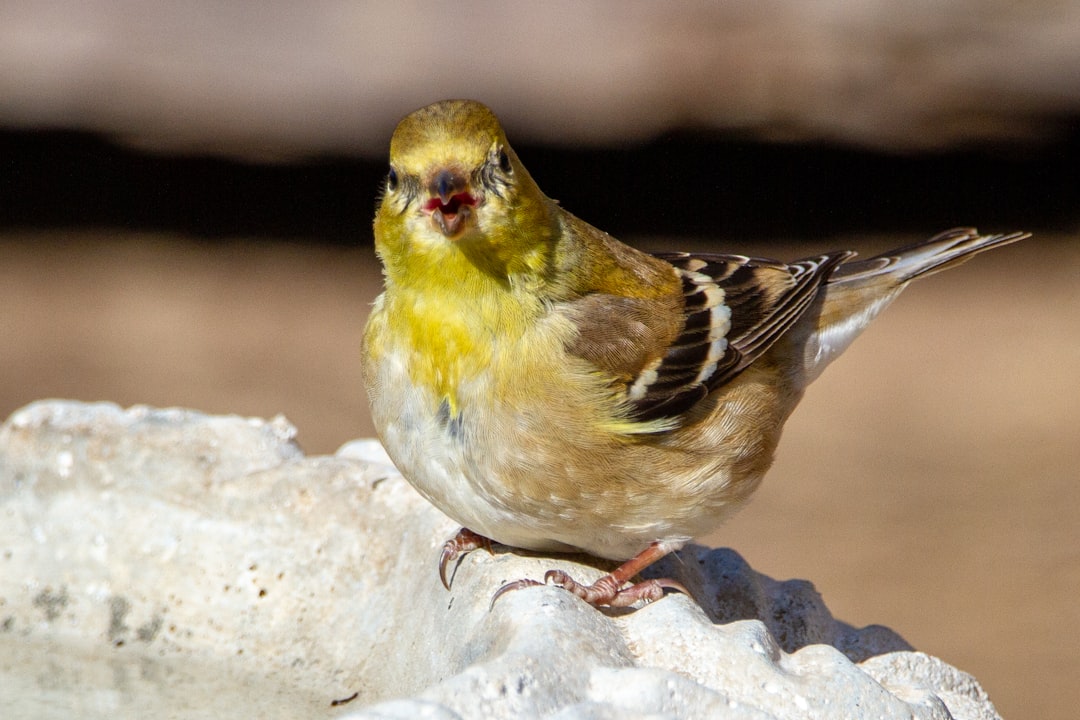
[1,2,1078,717]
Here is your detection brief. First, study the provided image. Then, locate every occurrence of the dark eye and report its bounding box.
[497,149,512,174]
[386,167,398,191]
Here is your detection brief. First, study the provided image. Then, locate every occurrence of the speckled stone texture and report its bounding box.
[0,401,1000,719]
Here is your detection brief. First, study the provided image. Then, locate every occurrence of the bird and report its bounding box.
[361,98,1029,608]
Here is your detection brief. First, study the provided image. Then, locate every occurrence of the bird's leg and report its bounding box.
[491,540,688,608]
[438,527,493,590]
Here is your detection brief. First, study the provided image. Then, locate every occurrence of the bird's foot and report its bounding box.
[438,528,493,590]
[492,570,687,608]
[490,539,688,608]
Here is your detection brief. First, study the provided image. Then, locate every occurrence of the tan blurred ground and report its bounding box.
[2,231,1077,718]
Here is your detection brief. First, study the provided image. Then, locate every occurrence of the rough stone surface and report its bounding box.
[0,400,1001,719]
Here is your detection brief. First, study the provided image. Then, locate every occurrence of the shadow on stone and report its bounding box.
[649,545,914,662]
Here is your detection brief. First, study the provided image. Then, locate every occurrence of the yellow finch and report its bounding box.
[362,99,1028,608]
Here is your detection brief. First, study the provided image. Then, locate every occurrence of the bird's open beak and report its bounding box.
[424,168,478,239]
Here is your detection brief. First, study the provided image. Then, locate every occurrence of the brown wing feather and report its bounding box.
[561,293,682,384]
[628,251,853,422]
[559,249,852,427]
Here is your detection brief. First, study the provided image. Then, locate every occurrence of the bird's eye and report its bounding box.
[497,149,512,174]
[386,167,398,192]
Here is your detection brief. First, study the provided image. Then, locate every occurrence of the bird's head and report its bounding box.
[375,100,555,284]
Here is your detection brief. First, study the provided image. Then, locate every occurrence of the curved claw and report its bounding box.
[653,578,691,597]
[438,528,492,590]
[489,577,544,609]
[438,544,456,591]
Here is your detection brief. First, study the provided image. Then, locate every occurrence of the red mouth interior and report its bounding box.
[424,193,477,217]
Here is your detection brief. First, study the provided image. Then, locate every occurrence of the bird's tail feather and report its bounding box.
[795,227,1028,384]
[829,228,1031,286]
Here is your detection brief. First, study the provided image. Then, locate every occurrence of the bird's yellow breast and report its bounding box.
[366,267,554,420]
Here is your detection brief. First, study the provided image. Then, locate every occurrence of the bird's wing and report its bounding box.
[563,251,852,426]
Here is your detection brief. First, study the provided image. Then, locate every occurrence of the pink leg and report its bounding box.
[438,528,493,590]
[491,540,688,608]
